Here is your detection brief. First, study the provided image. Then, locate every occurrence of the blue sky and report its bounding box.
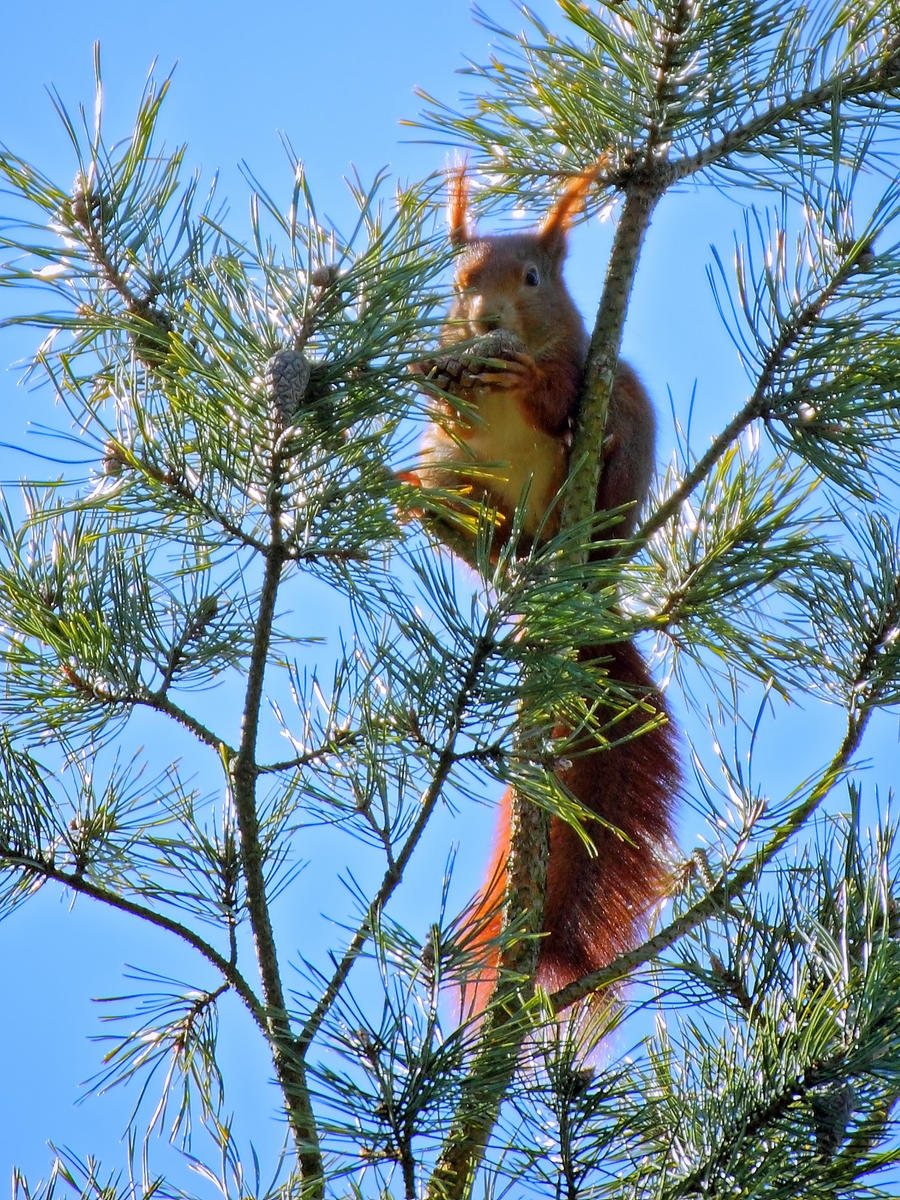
[1,0,898,1190]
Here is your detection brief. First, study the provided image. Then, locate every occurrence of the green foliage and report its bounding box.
[1,3,900,1198]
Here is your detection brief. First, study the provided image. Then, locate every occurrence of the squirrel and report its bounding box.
[411,165,679,1013]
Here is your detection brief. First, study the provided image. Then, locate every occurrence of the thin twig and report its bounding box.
[136,458,271,555]
[62,664,229,753]
[299,633,497,1053]
[669,1052,846,1197]
[140,691,231,752]
[258,726,363,774]
[0,850,265,1028]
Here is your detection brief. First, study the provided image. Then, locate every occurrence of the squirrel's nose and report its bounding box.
[474,313,501,333]
[468,293,502,333]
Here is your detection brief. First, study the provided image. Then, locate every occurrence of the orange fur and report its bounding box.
[448,165,471,247]
[460,642,678,1013]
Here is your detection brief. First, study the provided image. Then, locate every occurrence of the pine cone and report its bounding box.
[266,349,312,423]
[810,1081,856,1158]
[414,329,526,395]
[468,329,527,361]
[130,298,175,367]
[310,264,343,289]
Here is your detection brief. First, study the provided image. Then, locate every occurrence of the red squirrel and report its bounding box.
[414,166,678,1012]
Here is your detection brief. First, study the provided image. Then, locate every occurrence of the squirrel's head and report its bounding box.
[446,164,600,349]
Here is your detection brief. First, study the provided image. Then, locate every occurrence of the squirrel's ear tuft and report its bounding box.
[448,164,472,247]
[539,160,605,256]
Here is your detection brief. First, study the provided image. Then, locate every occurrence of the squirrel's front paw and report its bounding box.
[472,348,538,397]
[459,330,534,396]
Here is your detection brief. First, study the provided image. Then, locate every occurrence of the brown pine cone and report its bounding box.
[413,329,526,395]
[266,349,312,423]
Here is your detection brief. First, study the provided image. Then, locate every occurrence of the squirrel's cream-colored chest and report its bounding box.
[421,384,567,539]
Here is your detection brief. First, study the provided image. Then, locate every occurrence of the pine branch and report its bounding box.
[65,170,175,366]
[425,1000,535,1200]
[559,1,701,535]
[424,801,554,1200]
[428,116,676,1200]
[669,27,900,186]
[228,437,323,1191]
[424,24,705,1180]
[420,678,556,1200]
[635,231,870,548]
[562,184,663,536]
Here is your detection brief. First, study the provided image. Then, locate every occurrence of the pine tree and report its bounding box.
[2,4,900,1197]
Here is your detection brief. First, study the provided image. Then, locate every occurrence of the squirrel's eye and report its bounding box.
[523,265,541,287]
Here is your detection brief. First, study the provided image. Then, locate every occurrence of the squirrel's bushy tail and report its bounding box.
[460,640,678,1014]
